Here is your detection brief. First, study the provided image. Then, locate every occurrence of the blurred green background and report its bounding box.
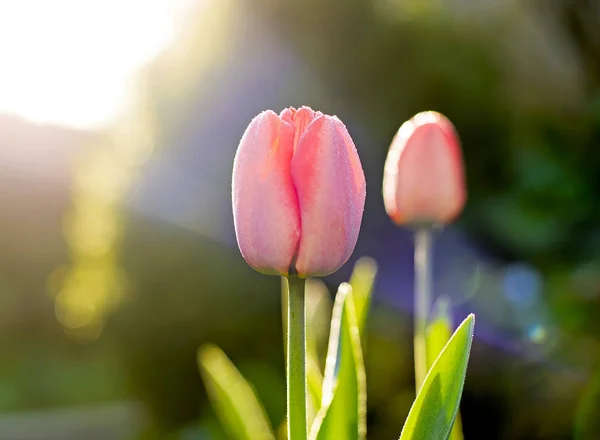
[1,0,600,439]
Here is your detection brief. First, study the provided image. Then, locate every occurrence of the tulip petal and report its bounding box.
[382,124,405,223]
[292,115,366,277]
[396,121,464,223]
[280,106,323,153]
[232,110,300,275]
[383,112,466,225]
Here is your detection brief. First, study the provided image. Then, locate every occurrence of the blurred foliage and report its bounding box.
[198,344,275,440]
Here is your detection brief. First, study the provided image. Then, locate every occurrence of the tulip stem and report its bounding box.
[287,275,307,440]
[414,226,433,392]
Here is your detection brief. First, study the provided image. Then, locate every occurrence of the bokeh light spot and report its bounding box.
[502,263,542,308]
[528,324,547,344]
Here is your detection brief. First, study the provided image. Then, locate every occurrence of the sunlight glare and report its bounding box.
[0,0,194,129]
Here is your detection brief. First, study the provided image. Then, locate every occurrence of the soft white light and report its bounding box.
[0,0,193,129]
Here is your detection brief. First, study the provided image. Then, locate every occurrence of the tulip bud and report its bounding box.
[383,111,466,225]
[232,106,366,277]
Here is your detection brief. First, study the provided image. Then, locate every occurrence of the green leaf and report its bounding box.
[307,354,324,425]
[198,344,275,440]
[349,257,377,337]
[309,283,366,440]
[426,297,464,440]
[305,278,331,418]
[306,279,334,356]
[399,314,475,440]
[426,297,453,370]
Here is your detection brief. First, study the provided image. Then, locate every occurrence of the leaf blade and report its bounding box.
[399,314,475,440]
[426,297,465,440]
[349,257,377,336]
[310,283,366,440]
[198,344,275,440]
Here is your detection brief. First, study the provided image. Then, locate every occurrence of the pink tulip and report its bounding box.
[232,106,366,277]
[383,111,466,225]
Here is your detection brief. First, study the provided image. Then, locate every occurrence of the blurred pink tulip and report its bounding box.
[232,106,366,277]
[383,111,466,225]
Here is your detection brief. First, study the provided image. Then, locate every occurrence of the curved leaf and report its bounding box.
[426,297,464,440]
[349,257,377,336]
[310,283,366,440]
[198,344,275,440]
[399,314,475,440]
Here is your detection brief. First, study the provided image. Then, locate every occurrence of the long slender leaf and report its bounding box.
[198,344,275,440]
[399,314,475,440]
[307,355,324,424]
[426,297,453,370]
[426,297,464,440]
[306,278,333,356]
[310,283,366,440]
[305,278,331,417]
[349,257,377,336]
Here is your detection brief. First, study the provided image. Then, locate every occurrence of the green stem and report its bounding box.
[287,276,307,440]
[414,226,432,392]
